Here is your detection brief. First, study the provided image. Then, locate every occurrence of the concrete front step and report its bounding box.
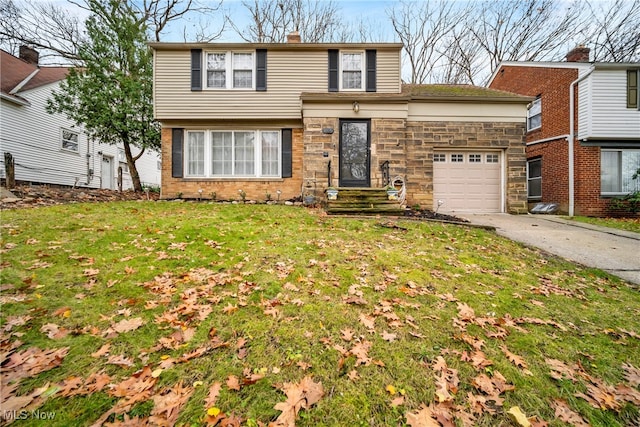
[326,187,403,215]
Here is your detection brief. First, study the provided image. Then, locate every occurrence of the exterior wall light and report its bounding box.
[352,101,359,113]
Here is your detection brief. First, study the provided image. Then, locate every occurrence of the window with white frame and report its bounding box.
[61,129,79,152]
[469,154,482,163]
[527,97,541,131]
[118,148,129,173]
[527,158,542,199]
[185,130,280,178]
[601,149,640,195]
[451,153,464,163]
[341,52,364,90]
[206,51,254,89]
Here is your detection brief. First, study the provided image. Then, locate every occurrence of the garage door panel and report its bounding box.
[433,151,501,213]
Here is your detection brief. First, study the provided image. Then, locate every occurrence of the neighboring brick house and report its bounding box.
[151,36,532,213]
[1,47,161,190]
[489,47,640,216]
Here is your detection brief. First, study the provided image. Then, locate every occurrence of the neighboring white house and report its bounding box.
[1,47,161,190]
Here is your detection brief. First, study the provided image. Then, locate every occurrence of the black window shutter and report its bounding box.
[191,49,202,91]
[628,70,638,109]
[328,50,339,92]
[256,49,267,91]
[171,128,184,178]
[366,49,377,92]
[282,129,293,178]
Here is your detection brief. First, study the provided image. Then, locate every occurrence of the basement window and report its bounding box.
[527,158,542,200]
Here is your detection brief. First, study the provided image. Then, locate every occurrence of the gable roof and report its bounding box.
[1,49,71,104]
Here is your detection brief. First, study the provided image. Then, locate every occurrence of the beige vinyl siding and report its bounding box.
[408,101,528,123]
[153,48,401,120]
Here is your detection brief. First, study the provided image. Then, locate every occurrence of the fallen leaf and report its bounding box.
[204,382,222,408]
[551,399,589,427]
[272,376,324,427]
[406,404,441,427]
[227,375,241,391]
[112,317,145,334]
[381,331,397,342]
[91,343,111,358]
[508,406,531,427]
[359,313,375,330]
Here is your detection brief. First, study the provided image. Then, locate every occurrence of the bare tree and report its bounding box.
[0,0,85,64]
[232,0,346,43]
[577,0,640,62]
[389,0,472,84]
[0,0,224,64]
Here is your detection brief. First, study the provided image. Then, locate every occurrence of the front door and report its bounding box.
[339,119,370,187]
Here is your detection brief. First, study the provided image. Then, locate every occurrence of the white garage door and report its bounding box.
[433,151,502,213]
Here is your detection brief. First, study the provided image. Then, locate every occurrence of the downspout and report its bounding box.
[568,65,595,217]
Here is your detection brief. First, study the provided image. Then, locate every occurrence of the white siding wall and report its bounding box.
[0,81,161,189]
[578,69,640,140]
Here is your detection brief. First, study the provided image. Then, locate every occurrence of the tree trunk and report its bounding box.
[122,141,143,192]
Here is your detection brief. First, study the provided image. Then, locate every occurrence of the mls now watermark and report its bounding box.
[2,409,56,421]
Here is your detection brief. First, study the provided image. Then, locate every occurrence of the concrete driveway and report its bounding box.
[462,214,640,286]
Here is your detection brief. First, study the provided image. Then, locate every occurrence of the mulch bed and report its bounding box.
[0,185,158,210]
[403,208,468,223]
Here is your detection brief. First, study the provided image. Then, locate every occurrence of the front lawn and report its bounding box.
[1,202,639,426]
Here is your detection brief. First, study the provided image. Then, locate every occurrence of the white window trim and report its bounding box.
[60,128,80,153]
[527,97,542,131]
[204,51,255,90]
[184,129,281,179]
[339,51,365,91]
[601,149,640,196]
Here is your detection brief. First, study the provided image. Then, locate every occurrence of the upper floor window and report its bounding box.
[341,52,364,90]
[527,97,541,131]
[206,51,254,89]
[61,129,79,152]
[628,70,638,109]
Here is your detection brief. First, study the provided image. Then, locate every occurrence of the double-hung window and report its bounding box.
[527,97,541,131]
[341,52,363,90]
[61,129,79,152]
[206,51,254,89]
[628,70,639,109]
[185,130,280,178]
[527,158,542,199]
[601,149,640,195]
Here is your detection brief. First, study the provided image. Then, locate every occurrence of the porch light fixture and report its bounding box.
[352,101,359,113]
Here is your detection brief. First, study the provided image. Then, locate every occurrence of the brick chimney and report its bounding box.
[566,45,590,62]
[287,31,301,43]
[19,45,39,65]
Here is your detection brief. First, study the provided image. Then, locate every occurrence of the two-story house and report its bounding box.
[1,47,161,191]
[151,35,532,213]
[488,46,640,216]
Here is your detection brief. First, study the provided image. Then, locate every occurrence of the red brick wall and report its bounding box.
[491,65,616,216]
[159,127,304,202]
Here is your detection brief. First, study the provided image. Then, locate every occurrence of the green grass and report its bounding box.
[1,202,639,426]
[567,215,640,234]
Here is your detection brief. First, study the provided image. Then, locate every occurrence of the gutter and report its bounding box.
[526,134,569,146]
[568,64,595,217]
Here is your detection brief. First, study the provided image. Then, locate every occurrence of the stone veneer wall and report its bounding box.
[405,121,528,214]
[160,127,304,201]
[303,117,527,213]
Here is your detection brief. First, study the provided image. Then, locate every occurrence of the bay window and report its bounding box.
[185,130,281,178]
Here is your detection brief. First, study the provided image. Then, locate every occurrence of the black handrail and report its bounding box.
[327,160,332,187]
[380,161,390,186]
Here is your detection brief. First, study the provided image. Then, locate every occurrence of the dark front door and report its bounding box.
[339,119,370,187]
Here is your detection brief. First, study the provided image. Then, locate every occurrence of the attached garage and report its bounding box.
[433,150,503,213]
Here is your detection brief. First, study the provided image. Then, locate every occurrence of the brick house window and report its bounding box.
[527,158,542,200]
[601,149,640,195]
[185,130,280,178]
[527,97,541,131]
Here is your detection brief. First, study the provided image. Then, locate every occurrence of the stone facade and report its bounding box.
[160,127,304,202]
[301,117,528,214]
